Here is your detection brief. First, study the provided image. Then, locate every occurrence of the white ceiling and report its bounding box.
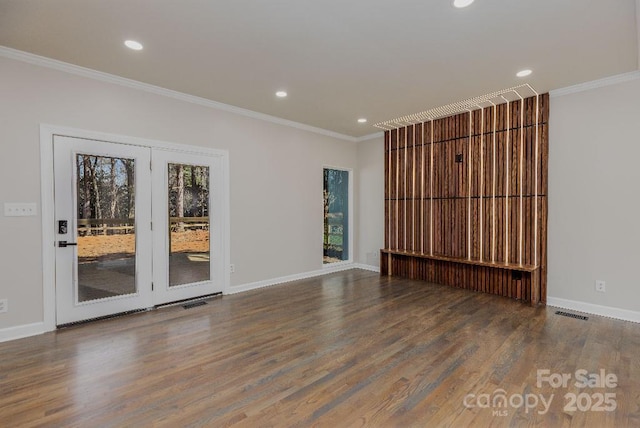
[1,0,638,138]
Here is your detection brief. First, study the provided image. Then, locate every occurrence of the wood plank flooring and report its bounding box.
[1,269,638,427]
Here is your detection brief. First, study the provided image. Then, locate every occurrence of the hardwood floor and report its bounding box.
[1,269,638,427]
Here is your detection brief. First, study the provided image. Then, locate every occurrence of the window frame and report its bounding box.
[322,165,354,267]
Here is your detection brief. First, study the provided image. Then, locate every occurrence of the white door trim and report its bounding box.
[40,124,231,331]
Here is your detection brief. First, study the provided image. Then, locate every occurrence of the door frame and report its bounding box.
[40,124,230,331]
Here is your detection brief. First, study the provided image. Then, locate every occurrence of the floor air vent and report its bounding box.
[555,311,589,321]
[183,300,207,309]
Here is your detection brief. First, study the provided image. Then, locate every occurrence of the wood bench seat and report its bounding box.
[380,249,541,306]
[380,249,538,272]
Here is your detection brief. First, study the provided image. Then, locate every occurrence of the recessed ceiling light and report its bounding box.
[516,69,533,78]
[124,40,143,51]
[453,0,475,8]
[276,91,287,98]
[358,118,368,123]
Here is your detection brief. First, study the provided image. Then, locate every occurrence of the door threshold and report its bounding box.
[155,292,223,309]
[57,308,149,329]
[57,293,223,328]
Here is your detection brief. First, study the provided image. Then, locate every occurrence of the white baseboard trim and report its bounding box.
[0,322,46,343]
[548,297,640,324]
[353,263,380,273]
[227,263,381,295]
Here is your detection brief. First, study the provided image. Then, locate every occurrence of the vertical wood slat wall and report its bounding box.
[380,93,549,305]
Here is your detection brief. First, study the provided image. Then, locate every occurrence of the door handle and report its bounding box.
[58,241,78,248]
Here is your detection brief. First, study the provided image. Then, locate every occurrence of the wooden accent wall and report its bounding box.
[381,94,549,304]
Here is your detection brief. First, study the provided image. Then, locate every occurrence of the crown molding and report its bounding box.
[0,46,360,142]
[354,131,384,142]
[550,70,640,98]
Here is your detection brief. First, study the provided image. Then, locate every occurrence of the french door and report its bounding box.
[53,136,223,325]
[151,149,223,305]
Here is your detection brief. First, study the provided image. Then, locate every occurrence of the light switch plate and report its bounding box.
[4,203,37,217]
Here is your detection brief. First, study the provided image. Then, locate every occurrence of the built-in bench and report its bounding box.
[380,249,541,306]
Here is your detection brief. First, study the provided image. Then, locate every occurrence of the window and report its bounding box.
[323,168,351,264]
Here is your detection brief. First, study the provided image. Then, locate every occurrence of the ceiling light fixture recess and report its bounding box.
[516,69,532,77]
[358,118,367,123]
[453,0,475,8]
[276,91,287,98]
[124,40,143,51]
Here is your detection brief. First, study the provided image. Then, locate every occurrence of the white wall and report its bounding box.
[548,75,640,315]
[0,54,359,331]
[356,136,385,267]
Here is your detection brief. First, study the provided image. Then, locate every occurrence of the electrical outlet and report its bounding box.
[0,299,8,314]
[4,203,37,217]
[230,264,235,273]
[595,280,606,293]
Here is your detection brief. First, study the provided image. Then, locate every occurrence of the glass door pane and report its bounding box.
[167,163,210,287]
[76,155,137,301]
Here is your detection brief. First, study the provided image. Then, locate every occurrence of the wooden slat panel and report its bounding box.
[382,93,548,305]
[539,123,549,195]
[510,127,520,198]
[457,131,467,198]
[523,196,533,266]
[494,197,505,263]
[524,126,535,196]
[384,131,390,250]
[539,195,548,302]
[483,194,493,262]
[509,196,519,265]
[495,130,506,196]
[470,199,480,260]
[405,127,414,252]
[453,199,467,259]
[470,133,482,197]
[422,198,431,255]
[432,138,444,199]
[432,199,442,256]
